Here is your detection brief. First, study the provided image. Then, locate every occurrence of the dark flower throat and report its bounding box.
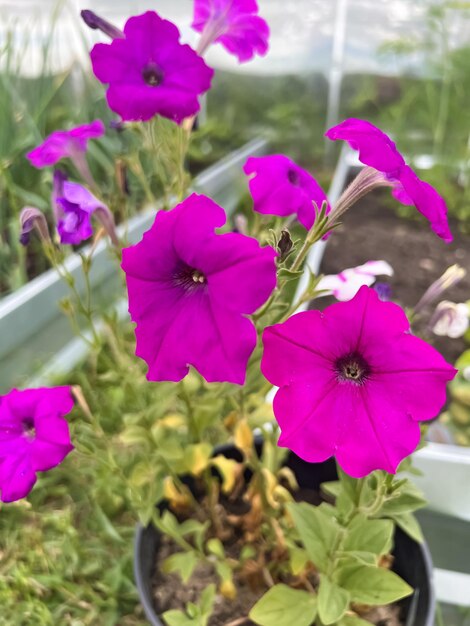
[335,352,370,385]
[174,265,207,292]
[22,418,36,440]
[142,63,164,87]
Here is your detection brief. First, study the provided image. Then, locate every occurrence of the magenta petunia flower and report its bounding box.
[90,11,214,123]
[53,172,118,246]
[122,193,277,384]
[325,118,452,243]
[192,0,270,63]
[244,155,331,230]
[262,286,457,477]
[0,387,74,503]
[26,120,105,169]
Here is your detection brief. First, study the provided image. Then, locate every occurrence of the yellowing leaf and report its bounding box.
[211,456,240,493]
[185,443,212,476]
[163,477,191,510]
[234,419,254,453]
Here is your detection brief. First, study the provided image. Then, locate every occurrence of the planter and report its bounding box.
[134,445,435,626]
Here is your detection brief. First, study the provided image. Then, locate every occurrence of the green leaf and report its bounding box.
[199,584,216,617]
[163,610,195,626]
[389,513,424,543]
[162,551,198,584]
[290,548,309,575]
[321,481,341,498]
[338,616,373,626]
[339,564,413,605]
[344,517,393,556]
[380,482,427,515]
[277,268,304,282]
[207,538,225,559]
[287,502,339,571]
[317,575,350,624]
[249,584,317,626]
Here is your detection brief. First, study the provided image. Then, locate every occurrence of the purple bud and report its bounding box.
[19,207,51,246]
[80,10,124,40]
[374,282,392,302]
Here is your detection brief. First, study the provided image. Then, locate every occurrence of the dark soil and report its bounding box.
[320,189,470,364]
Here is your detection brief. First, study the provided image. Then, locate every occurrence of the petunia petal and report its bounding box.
[335,383,421,477]
[0,448,36,503]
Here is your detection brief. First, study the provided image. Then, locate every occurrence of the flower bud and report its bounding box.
[94,205,120,248]
[80,10,124,39]
[277,230,293,262]
[19,207,51,245]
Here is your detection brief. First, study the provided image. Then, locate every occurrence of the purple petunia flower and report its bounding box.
[192,0,270,63]
[121,193,277,384]
[262,286,457,478]
[0,387,74,503]
[244,154,331,230]
[53,172,118,246]
[325,118,453,243]
[27,120,105,169]
[90,11,214,123]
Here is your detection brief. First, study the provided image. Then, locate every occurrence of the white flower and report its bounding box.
[317,260,393,301]
[431,301,469,339]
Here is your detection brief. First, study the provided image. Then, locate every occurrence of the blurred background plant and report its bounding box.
[345,0,470,229]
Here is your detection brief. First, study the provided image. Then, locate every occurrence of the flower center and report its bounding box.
[142,63,164,87]
[287,168,300,186]
[22,418,36,441]
[174,265,207,292]
[335,352,370,385]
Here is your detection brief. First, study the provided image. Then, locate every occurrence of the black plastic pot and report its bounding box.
[134,446,435,626]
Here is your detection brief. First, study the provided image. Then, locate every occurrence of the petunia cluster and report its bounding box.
[22,125,117,247]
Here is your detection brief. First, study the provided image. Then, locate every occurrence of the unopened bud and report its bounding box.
[115,159,130,196]
[94,205,120,248]
[277,229,294,262]
[81,10,124,39]
[19,207,51,245]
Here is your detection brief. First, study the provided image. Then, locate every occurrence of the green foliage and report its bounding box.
[317,575,350,624]
[163,584,216,626]
[337,564,412,606]
[249,584,317,626]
